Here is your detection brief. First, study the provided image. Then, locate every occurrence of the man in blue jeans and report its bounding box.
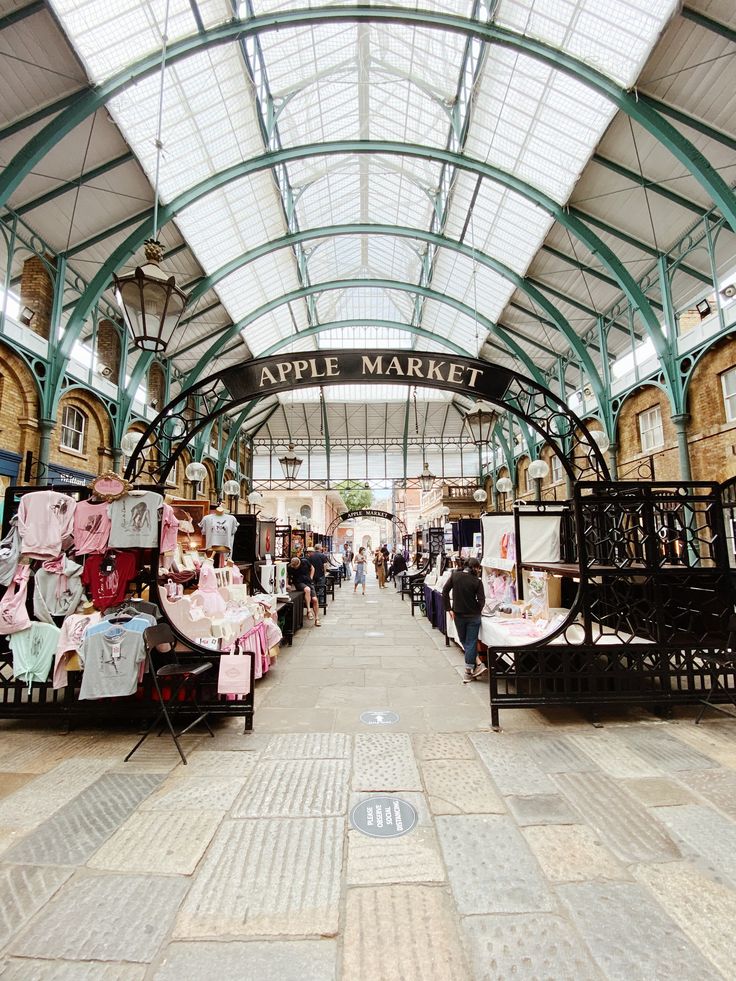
[442,557,487,680]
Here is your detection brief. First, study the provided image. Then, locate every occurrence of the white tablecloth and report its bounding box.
[445,609,653,648]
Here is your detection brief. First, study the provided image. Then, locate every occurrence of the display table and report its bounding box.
[277,595,303,645]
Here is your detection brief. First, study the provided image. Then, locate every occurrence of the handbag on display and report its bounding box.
[217,646,251,695]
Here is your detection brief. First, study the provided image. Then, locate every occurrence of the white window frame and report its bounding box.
[551,455,563,484]
[524,468,532,492]
[638,405,664,453]
[721,367,736,422]
[60,405,86,453]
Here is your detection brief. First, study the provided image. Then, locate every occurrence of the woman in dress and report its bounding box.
[353,547,367,595]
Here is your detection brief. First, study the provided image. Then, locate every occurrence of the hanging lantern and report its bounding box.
[120,431,141,457]
[465,402,497,445]
[185,461,207,484]
[278,444,303,482]
[473,487,487,503]
[113,239,188,353]
[419,462,435,493]
[223,479,240,497]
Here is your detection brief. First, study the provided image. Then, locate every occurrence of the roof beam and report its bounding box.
[539,244,622,292]
[592,153,708,216]
[64,207,152,257]
[2,7,733,233]
[639,94,736,155]
[0,91,85,143]
[11,151,134,217]
[0,0,44,31]
[681,5,736,45]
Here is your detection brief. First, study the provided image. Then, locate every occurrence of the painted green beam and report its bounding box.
[540,244,621,292]
[0,91,85,143]
[592,153,708,217]
[178,221,598,368]
[681,5,736,45]
[65,207,152,258]
[0,0,44,30]
[2,6,735,232]
[641,94,736,155]
[12,152,135,218]
[184,279,555,395]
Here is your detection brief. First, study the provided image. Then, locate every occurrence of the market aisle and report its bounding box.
[1,577,736,978]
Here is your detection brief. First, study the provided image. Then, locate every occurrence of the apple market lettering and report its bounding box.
[257,355,483,389]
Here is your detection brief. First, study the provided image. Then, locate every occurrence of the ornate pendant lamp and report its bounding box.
[419,462,435,493]
[278,444,303,483]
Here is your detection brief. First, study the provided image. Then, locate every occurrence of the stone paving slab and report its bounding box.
[264,733,351,759]
[175,817,342,938]
[436,815,556,914]
[517,734,600,773]
[421,759,506,815]
[342,886,470,981]
[557,880,722,981]
[0,772,35,801]
[0,759,114,829]
[260,686,324,709]
[179,750,258,776]
[414,734,475,760]
[617,728,719,772]
[621,776,696,807]
[139,775,246,812]
[88,809,223,875]
[668,723,736,767]
[522,824,628,883]
[553,771,681,863]
[353,733,422,791]
[0,959,146,980]
[656,803,736,884]
[0,865,73,948]
[232,759,350,817]
[346,828,446,886]
[469,733,557,796]
[3,772,164,867]
[505,794,579,826]
[633,861,736,979]
[461,912,603,981]
[255,707,338,733]
[565,731,662,778]
[10,873,189,963]
[153,940,337,980]
[676,768,736,820]
[317,685,390,709]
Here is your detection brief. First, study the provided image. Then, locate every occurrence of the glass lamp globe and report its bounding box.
[185,461,207,483]
[247,490,263,505]
[496,476,513,494]
[528,459,550,480]
[590,429,611,454]
[223,480,240,496]
[473,488,488,503]
[120,431,141,457]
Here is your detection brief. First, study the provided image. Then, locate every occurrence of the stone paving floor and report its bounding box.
[1,574,736,978]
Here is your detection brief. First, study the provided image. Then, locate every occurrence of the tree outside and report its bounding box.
[338,481,373,511]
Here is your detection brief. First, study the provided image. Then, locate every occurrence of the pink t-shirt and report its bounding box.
[160,503,179,554]
[17,491,76,560]
[73,501,112,555]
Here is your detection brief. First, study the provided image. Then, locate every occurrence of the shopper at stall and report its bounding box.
[289,555,320,625]
[353,547,367,595]
[388,550,407,582]
[442,556,486,680]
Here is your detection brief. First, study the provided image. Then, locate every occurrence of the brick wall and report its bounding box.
[686,336,736,483]
[615,384,681,481]
[96,320,121,380]
[49,390,113,475]
[19,255,55,340]
[0,342,40,468]
[148,362,165,409]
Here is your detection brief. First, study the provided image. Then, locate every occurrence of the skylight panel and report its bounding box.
[279,385,450,403]
[316,326,414,350]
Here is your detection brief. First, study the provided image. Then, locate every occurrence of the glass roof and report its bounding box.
[48,0,679,370]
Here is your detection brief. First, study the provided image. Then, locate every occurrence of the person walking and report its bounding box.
[343,543,353,581]
[374,547,387,588]
[442,557,486,680]
[353,547,367,595]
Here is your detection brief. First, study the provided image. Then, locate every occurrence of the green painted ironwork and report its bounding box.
[12,153,135,218]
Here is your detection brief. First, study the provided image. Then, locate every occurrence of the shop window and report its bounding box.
[721,367,736,422]
[60,405,86,453]
[638,405,664,452]
[551,455,563,483]
[523,468,531,492]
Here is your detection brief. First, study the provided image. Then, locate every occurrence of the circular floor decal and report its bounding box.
[360,710,400,725]
[350,796,418,838]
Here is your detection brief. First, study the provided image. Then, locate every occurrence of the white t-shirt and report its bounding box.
[200,513,238,550]
[108,492,163,549]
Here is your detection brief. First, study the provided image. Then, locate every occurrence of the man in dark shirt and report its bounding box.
[442,557,486,680]
[308,545,330,584]
[289,556,320,625]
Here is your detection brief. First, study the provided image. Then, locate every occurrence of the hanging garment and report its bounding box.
[53,611,101,688]
[190,562,227,618]
[108,491,162,549]
[160,503,179,554]
[239,621,270,680]
[73,500,112,555]
[17,490,76,560]
[0,564,31,635]
[199,513,238,550]
[0,517,20,587]
[78,617,149,699]
[10,621,60,686]
[33,556,84,623]
[81,550,138,610]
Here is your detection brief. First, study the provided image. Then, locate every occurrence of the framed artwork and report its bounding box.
[258,519,276,558]
[170,498,208,550]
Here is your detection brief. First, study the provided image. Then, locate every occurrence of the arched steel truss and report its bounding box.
[326,510,409,537]
[122,350,610,488]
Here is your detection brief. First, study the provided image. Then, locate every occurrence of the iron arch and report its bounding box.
[123,349,610,488]
[327,509,408,537]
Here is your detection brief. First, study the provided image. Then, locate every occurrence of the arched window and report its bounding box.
[60,404,86,453]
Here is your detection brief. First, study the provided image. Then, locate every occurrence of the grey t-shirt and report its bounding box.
[200,513,238,550]
[108,492,162,549]
[79,622,146,699]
